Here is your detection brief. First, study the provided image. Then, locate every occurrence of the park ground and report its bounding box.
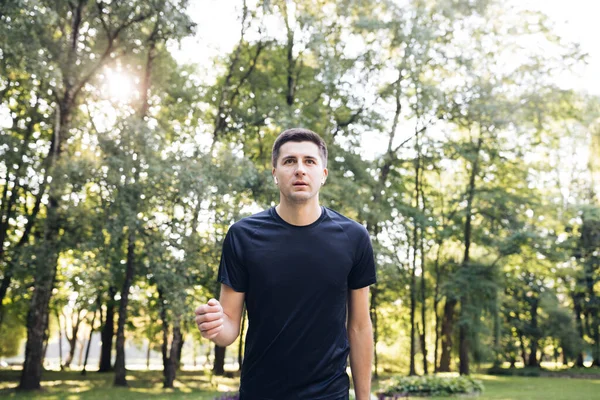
[0,368,599,400]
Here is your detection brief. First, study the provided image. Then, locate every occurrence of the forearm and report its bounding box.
[348,323,374,400]
[211,313,240,347]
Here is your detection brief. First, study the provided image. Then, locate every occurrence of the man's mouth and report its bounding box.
[293,182,308,186]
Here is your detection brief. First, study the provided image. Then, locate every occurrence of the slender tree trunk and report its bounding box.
[82,307,97,375]
[282,0,297,108]
[492,300,501,368]
[409,141,420,376]
[574,300,585,367]
[527,299,539,367]
[213,346,226,376]
[433,247,442,373]
[167,324,182,385]
[55,309,64,370]
[147,340,152,370]
[99,286,116,372]
[238,307,246,371]
[416,135,428,375]
[409,229,417,376]
[176,333,184,371]
[41,325,50,367]
[519,333,528,365]
[458,133,483,376]
[161,298,173,386]
[64,309,84,369]
[113,229,136,387]
[193,340,198,368]
[419,222,427,375]
[439,298,456,372]
[77,335,85,367]
[370,286,379,379]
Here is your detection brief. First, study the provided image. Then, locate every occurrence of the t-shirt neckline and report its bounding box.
[270,206,326,229]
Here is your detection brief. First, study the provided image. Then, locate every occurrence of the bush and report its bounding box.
[379,375,484,397]
[487,366,541,377]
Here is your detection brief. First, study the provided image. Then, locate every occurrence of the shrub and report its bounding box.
[379,375,484,397]
[487,366,541,377]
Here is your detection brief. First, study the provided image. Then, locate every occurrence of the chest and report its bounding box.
[245,227,354,293]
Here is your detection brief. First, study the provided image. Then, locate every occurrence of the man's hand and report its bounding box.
[195,298,224,340]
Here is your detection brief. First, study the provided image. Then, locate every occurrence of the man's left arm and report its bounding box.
[348,286,374,400]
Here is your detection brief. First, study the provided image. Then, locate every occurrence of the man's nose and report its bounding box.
[295,162,306,175]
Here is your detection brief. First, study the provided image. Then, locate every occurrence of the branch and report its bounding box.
[71,9,153,101]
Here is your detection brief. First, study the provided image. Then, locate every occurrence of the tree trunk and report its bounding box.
[519,333,528,365]
[176,333,184,371]
[147,340,152,370]
[438,298,456,372]
[238,307,246,371]
[492,300,501,368]
[19,239,60,389]
[592,311,600,366]
[55,309,64,370]
[77,334,85,367]
[416,134,428,375]
[527,300,539,367]
[82,307,97,375]
[64,309,85,369]
[459,320,470,375]
[370,286,379,379]
[113,230,136,387]
[458,133,483,376]
[168,325,182,385]
[98,286,116,372]
[17,0,84,384]
[409,229,417,376]
[213,345,226,376]
[433,246,443,373]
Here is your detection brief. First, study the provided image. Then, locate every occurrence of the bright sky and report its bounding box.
[517,0,600,95]
[1,0,598,132]
[172,0,600,94]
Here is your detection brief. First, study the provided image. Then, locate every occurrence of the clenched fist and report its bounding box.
[195,298,224,340]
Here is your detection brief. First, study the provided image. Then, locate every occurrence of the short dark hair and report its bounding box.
[272,128,328,168]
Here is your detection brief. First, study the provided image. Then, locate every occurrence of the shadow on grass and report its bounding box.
[0,369,234,399]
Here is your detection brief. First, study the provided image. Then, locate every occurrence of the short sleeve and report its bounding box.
[217,227,248,292]
[348,228,377,289]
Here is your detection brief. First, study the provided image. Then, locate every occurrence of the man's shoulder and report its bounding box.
[228,208,273,234]
[324,207,369,237]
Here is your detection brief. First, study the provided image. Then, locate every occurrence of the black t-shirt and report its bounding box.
[217,206,377,400]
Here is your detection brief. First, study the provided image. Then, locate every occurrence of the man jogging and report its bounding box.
[195,128,376,400]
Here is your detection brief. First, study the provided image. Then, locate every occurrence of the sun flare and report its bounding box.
[103,68,136,103]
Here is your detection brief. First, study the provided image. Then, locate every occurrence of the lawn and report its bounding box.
[1,369,599,399]
[0,369,234,399]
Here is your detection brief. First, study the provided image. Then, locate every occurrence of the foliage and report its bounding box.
[379,375,484,397]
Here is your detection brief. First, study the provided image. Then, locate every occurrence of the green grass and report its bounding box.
[453,374,600,400]
[1,369,600,399]
[0,369,236,399]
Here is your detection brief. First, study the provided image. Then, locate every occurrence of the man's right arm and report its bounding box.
[195,283,245,347]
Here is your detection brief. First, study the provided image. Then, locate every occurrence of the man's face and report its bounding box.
[272,141,328,204]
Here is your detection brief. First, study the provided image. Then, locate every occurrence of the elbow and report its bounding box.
[348,319,373,337]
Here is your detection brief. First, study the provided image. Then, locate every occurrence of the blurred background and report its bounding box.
[0,0,599,395]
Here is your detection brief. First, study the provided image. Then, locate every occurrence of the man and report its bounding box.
[195,128,376,400]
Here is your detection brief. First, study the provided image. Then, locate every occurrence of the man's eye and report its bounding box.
[284,159,294,164]
[306,159,315,164]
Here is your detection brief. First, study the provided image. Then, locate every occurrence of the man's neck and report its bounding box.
[275,198,322,226]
